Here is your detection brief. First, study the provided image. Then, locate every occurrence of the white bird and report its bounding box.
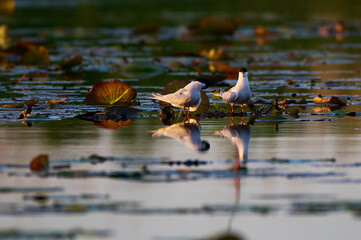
[215,68,251,113]
[151,81,206,115]
[151,119,210,151]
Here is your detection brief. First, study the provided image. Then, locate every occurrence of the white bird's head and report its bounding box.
[239,68,248,78]
[186,81,206,90]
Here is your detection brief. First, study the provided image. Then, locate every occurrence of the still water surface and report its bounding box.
[0,0,361,239]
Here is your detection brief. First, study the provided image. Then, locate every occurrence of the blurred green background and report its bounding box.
[1,0,361,28]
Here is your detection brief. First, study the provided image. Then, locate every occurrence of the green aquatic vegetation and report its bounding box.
[292,201,361,216]
[0,228,110,239]
[0,187,63,193]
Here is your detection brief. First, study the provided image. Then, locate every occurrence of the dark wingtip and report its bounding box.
[240,68,247,73]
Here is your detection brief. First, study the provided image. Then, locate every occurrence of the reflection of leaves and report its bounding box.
[75,107,138,130]
[54,55,83,70]
[84,80,137,105]
[313,95,347,105]
[161,79,209,113]
[18,45,49,66]
[29,154,49,172]
[93,119,135,130]
[313,106,343,113]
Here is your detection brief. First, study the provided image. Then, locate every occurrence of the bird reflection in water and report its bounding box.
[151,119,210,151]
[218,123,251,169]
[216,122,251,234]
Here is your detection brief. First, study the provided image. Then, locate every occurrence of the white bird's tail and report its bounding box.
[212,90,224,98]
[150,93,164,101]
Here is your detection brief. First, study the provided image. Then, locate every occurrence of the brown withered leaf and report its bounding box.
[18,45,49,65]
[3,97,39,108]
[29,154,49,172]
[313,95,347,105]
[196,15,239,35]
[208,62,238,79]
[295,98,307,104]
[0,0,15,14]
[132,23,160,35]
[201,48,231,61]
[84,80,137,105]
[54,55,83,70]
[278,99,296,105]
[255,26,270,37]
[45,98,66,106]
[4,41,41,55]
[18,106,32,119]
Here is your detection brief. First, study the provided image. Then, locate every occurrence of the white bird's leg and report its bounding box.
[187,107,190,116]
[234,146,240,172]
[241,104,244,113]
[183,107,186,115]
[231,104,234,113]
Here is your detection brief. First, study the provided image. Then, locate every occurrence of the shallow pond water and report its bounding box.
[1,1,361,239]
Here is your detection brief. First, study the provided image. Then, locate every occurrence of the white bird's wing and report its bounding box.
[152,89,190,108]
[151,123,190,140]
[221,90,238,104]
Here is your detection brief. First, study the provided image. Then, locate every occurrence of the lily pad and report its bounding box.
[196,15,239,35]
[120,62,165,79]
[161,79,210,113]
[84,80,137,105]
[132,23,160,35]
[18,45,49,66]
[29,154,49,172]
[54,55,83,70]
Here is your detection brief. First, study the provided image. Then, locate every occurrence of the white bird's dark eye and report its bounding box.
[240,68,247,73]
